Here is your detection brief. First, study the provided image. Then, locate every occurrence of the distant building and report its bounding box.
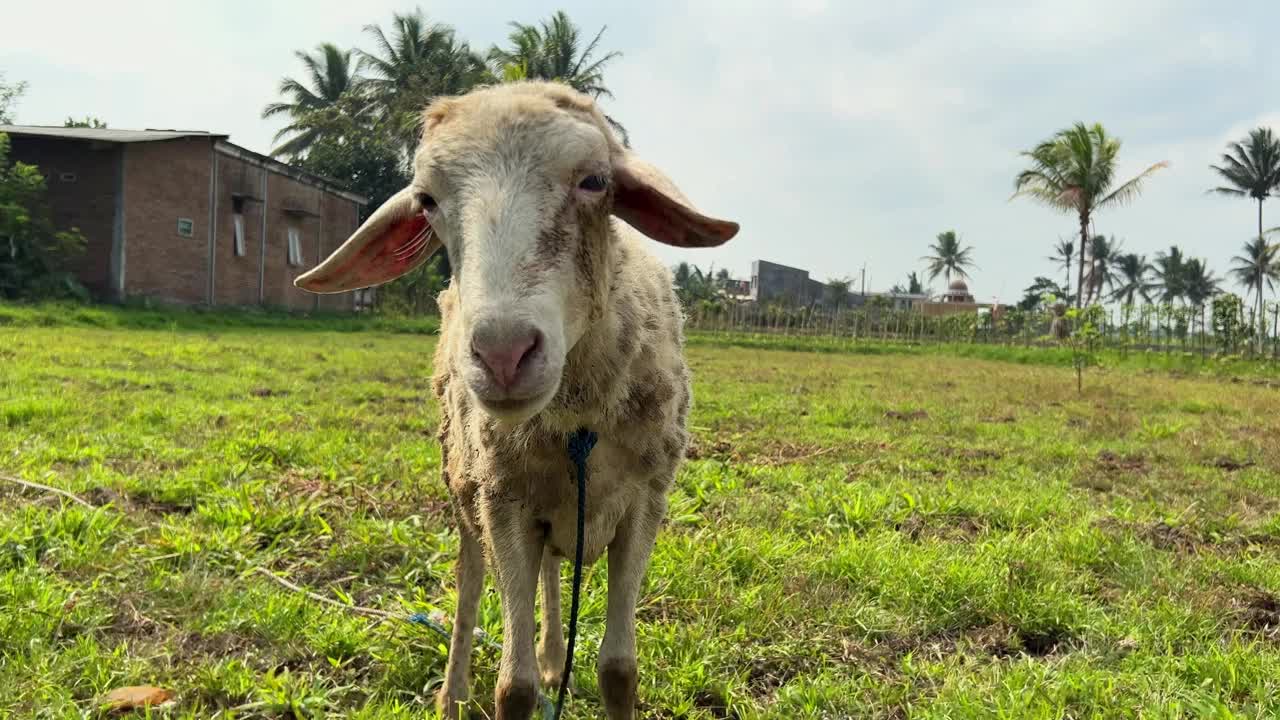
[750,259,827,306]
[2,124,369,311]
[922,278,1003,319]
[940,278,976,303]
[748,259,928,310]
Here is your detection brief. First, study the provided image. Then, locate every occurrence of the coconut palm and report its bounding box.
[489,11,629,146]
[1229,233,1280,345]
[826,277,852,311]
[1110,253,1155,306]
[922,230,976,284]
[1013,122,1168,307]
[907,271,924,295]
[262,43,362,158]
[1183,258,1220,309]
[357,9,489,154]
[1048,238,1074,298]
[490,11,620,98]
[1153,246,1187,304]
[1084,235,1123,305]
[1209,127,1280,244]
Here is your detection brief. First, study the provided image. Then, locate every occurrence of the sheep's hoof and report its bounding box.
[495,679,539,720]
[436,686,469,719]
[539,665,575,692]
[538,644,573,691]
[599,657,638,720]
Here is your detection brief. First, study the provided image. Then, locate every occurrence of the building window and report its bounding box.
[287,227,303,267]
[232,213,246,257]
[176,218,194,238]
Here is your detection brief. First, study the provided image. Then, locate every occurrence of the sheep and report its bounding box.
[294,80,739,720]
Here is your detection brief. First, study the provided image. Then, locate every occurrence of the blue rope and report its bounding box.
[556,428,597,720]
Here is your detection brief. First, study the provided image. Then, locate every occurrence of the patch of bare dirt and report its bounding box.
[1095,518,1206,552]
[884,409,929,422]
[687,438,835,466]
[897,512,985,542]
[939,447,1004,462]
[876,621,1075,665]
[1095,450,1149,475]
[755,442,833,466]
[691,688,737,719]
[250,387,288,398]
[1208,456,1256,472]
[685,438,734,461]
[1228,589,1280,639]
[1142,521,1203,552]
[745,654,816,698]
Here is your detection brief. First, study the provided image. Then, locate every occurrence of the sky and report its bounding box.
[5,0,1280,303]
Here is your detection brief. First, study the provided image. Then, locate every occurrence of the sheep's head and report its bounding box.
[296,81,738,424]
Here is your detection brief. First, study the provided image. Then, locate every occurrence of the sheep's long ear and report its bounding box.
[295,187,440,294]
[611,152,739,248]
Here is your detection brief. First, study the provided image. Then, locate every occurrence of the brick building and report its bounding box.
[1,125,369,311]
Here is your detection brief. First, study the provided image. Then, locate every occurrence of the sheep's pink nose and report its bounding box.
[471,324,540,390]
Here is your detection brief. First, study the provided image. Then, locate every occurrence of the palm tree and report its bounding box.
[922,231,976,284]
[826,278,852,312]
[1229,233,1280,345]
[489,11,620,98]
[1183,258,1220,309]
[358,9,489,155]
[907,271,924,295]
[1049,238,1074,298]
[1084,235,1123,305]
[489,11,629,146]
[714,267,732,291]
[1209,127,1280,244]
[1110,253,1155,306]
[1013,122,1168,308]
[1152,246,1187,304]
[262,43,361,158]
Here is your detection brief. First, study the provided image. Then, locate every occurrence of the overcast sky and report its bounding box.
[5,0,1280,301]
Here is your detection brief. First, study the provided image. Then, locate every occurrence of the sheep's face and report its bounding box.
[295,81,739,425]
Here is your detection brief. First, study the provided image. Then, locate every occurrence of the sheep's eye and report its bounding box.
[578,175,607,192]
[416,192,437,212]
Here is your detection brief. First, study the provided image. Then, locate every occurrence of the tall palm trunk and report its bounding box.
[1258,197,1264,243]
[1077,211,1089,308]
[1258,198,1267,351]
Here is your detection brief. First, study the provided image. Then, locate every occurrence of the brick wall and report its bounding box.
[315,193,362,312]
[8,136,121,298]
[8,133,364,311]
[122,138,213,305]
[211,154,267,307]
[261,173,319,311]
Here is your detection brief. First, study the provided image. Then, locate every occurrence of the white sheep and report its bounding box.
[296,80,738,720]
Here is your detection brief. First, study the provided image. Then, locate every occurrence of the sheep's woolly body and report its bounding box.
[375,80,738,719]
[432,227,690,565]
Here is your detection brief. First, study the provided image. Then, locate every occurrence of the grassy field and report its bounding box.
[4,311,1280,718]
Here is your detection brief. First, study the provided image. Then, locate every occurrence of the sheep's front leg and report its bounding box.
[436,521,484,719]
[488,508,544,720]
[598,496,665,720]
[537,548,571,690]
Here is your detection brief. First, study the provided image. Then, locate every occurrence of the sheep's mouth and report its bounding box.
[471,384,559,424]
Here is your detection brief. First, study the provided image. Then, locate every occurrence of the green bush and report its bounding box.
[0,132,89,300]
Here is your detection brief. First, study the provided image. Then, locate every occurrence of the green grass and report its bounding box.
[3,309,1280,718]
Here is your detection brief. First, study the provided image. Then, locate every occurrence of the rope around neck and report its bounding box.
[556,428,597,720]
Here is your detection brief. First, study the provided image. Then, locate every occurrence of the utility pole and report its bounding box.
[860,264,866,295]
